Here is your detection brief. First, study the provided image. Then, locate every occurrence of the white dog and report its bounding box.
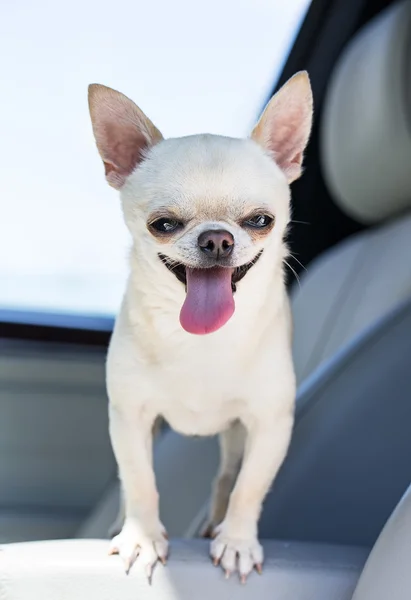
[88,71,313,583]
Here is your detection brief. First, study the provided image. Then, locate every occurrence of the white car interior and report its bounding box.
[2,0,411,598]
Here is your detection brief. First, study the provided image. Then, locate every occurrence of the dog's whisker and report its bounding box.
[160,256,180,272]
[290,219,310,225]
[168,262,181,273]
[249,256,260,266]
[288,254,307,272]
[284,259,301,288]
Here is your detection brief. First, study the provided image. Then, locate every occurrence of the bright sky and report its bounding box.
[0,0,310,316]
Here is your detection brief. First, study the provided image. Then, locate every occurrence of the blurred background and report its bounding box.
[0,0,310,317]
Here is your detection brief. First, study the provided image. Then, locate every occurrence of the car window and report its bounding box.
[0,0,311,317]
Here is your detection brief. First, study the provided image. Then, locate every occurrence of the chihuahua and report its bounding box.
[88,71,313,582]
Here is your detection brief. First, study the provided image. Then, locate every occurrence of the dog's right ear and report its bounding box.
[251,72,313,184]
[88,84,163,189]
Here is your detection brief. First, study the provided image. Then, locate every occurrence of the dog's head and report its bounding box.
[88,73,313,335]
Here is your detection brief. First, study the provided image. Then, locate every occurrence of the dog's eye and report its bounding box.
[150,218,182,234]
[244,214,274,228]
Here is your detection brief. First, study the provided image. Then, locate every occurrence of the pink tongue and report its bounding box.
[180,267,235,335]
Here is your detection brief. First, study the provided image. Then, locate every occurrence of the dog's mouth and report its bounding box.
[158,251,263,336]
[158,251,263,292]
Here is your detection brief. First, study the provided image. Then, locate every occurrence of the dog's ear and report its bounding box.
[88,84,163,189]
[251,71,313,183]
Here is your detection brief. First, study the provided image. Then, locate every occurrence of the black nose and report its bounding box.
[198,230,234,259]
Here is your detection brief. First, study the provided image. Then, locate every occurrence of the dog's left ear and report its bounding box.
[251,71,313,183]
[88,84,163,189]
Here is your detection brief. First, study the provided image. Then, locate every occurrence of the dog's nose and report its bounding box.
[198,230,234,259]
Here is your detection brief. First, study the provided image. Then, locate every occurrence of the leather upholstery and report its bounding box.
[260,297,411,546]
[321,0,411,223]
[353,485,411,599]
[0,539,367,600]
[291,212,411,382]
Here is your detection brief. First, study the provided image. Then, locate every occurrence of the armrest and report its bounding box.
[0,539,367,600]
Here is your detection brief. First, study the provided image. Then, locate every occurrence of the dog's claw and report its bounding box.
[225,570,231,579]
[109,520,168,581]
[124,559,132,575]
[210,524,263,581]
[160,556,167,566]
[256,563,263,575]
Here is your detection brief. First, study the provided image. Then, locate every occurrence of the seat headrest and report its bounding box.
[320,1,411,224]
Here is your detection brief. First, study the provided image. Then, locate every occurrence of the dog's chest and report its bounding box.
[161,395,243,436]
[153,335,249,436]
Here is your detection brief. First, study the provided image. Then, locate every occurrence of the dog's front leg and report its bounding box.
[202,421,246,537]
[108,404,168,576]
[109,417,163,538]
[210,410,294,582]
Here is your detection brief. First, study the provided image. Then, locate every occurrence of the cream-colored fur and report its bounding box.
[88,72,313,582]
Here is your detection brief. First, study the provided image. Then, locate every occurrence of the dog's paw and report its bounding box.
[210,522,263,583]
[109,518,168,578]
